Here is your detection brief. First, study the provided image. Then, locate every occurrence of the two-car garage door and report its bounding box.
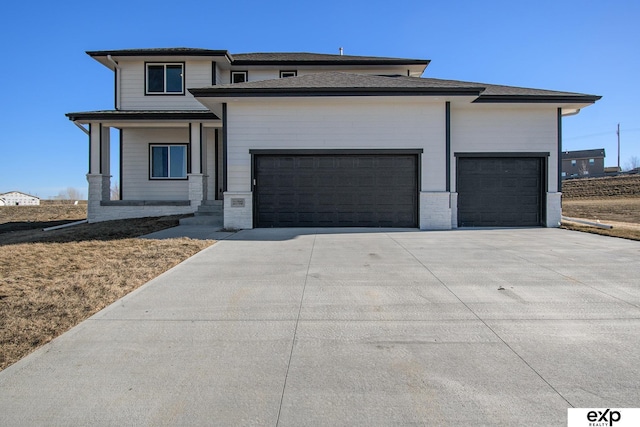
[253,152,419,228]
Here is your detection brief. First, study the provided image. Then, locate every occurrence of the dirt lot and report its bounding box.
[562,174,640,199]
[0,206,213,371]
[561,175,640,240]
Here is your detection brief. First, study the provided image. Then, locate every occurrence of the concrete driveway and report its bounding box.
[1,228,639,426]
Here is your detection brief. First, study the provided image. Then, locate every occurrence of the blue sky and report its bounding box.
[1,0,638,198]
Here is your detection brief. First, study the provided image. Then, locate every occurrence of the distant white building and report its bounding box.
[0,191,41,206]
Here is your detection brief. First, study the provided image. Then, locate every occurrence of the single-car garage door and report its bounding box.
[254,152,419,227]
[457,156,544,227]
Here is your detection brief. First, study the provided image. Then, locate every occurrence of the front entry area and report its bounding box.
[456,155,545,227]
[252,151,419,227]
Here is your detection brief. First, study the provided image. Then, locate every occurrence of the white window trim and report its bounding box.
[231,71,248,83]
[145,63,185,95]
[149,144,188,180]
[279,70,297,78]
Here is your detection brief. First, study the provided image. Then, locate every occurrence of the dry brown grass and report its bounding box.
[561,221,640,241]
[562,198,640,224]
[0,208,213,371]
[0,205,87,233]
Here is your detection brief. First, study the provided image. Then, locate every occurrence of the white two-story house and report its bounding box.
[66,48,599,229]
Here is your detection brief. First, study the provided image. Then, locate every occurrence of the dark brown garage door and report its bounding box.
[457,156,544,227]
[254,153,419,227]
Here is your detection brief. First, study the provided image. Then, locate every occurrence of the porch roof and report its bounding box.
[66,110,219,122]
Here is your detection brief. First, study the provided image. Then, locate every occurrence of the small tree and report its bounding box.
[577,160,589,177]
[624,156,640,172]
[55,187,85,201]
[110,182,120,200]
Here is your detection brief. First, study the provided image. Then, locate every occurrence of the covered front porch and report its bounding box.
[66,110,222,223]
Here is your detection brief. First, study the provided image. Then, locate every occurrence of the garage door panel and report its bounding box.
[255,154,417,227]
[457,157,543,227]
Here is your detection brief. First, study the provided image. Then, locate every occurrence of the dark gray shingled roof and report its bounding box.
[86,49,430,67]
[190,73,484,97]
[562,149,606,159]
[231,52,430,66]
[189,72,601,103]
[87,48,230,57]
[66,110,219,121]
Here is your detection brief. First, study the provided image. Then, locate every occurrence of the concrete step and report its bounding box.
[201,200,223,206]
[196,204,222,214]
[194,211,222,217]
[179,215,223,226]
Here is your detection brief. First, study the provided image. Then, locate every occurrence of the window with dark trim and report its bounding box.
[146,63,184,94]
[279,70,297,78]
[150,144,187,179]
[231,71,248,83]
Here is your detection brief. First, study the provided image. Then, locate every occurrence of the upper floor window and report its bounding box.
[231,71,248,84]
[280,70,297,78]
[589,158,595,164]
[146,63,184,95]
[571,160,576,166]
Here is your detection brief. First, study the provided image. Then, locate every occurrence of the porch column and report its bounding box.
[100,125,111,201]
[87,123,111,222]
[89,123,101,175]
[188,122,205,207]
[190,122,202,174]
[87,123,111,201]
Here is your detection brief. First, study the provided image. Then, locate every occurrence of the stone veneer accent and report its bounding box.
[419,192,453,230]
[546,192,562,227]
[86,173,196,223]
[223,192,253,230]
[188,173,206,208]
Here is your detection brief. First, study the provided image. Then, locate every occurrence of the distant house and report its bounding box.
[561,149,605,179]
[0,191,41,206]
[604,166,621,175]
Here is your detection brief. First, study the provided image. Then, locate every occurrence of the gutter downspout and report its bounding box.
[73,121,89,135]
[107,55,121,110]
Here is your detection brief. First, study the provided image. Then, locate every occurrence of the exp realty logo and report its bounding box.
[568,408,640,427]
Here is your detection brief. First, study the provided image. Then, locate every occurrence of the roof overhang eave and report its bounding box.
[473,95,602,104]
[230,59,431,67]
[65,111,220,125]
[189,87,484,98]
[87,50,233,70]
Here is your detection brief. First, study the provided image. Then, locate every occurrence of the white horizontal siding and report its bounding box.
[226,97,446,192]
[450,104,559,192]
[120,60,213,110]
[122,128,190,200]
